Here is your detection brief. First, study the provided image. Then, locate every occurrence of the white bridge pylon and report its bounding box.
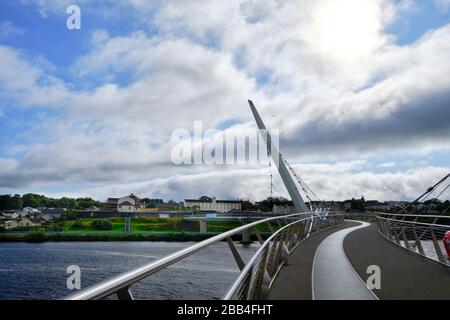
[248,100,309,213]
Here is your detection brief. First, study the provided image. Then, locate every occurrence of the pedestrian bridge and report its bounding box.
[66,212,450,300]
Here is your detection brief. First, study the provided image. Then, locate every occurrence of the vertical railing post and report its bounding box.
[429,226,446,263]
[253,247,271,300]
[252,227,264,245]
[242,267,254,300]
[412,224,425,256]
[116,287,134,300]
[392,225,401,245]
[267,222,275,234]
[401,225,411,250]
[227,237,246,271]
[385,221,394,240]
[266,239,278,276]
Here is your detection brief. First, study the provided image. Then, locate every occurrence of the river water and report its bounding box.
[0,242,258,300]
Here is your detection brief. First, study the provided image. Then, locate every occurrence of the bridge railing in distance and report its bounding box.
[376,213,450,267]
[344,212,377,222]
[224,214,344,300]
[66,213,344,300]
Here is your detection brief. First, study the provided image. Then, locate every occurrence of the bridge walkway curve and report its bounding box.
[269,221,450,300]
[268,221,359,300]
[344,223,450,300]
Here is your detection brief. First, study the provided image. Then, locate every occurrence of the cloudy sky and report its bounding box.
[0,0,449,202]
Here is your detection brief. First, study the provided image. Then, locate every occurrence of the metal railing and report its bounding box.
[66,213,344,300]
[376,213,450,267]
[224,214,344,300]
[344,212,377,222]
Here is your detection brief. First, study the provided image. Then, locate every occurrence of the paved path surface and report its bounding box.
[269,221,450,300]
[268,221,358,300]
[312,221,377,300]
[344,223,450,300]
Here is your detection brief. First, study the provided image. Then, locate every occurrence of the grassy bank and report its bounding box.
[0,231,271,243]
[0,231,215,243]
[0,217,276,242]
[59,217,255,232]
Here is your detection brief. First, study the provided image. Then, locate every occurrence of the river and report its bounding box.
[0,241,258,300]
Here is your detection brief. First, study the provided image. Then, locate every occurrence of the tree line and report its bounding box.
[0,194,102,211]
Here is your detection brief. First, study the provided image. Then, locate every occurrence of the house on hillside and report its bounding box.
[20,207,41,217]
[40,208,66,217]
[105,198,119,211]
[0,211,19,220]
[118,194,145,213]
[4,220,19,229]
[17,218,41,227]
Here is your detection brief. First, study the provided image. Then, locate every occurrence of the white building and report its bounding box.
[118,194,144,213]
[4,220,19,229]
[0,212,18,220]
[20,207,41,217]
[18,218,41,227]
[184,197,242,213]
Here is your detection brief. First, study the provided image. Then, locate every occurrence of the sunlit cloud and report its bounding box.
[0,0,449,201]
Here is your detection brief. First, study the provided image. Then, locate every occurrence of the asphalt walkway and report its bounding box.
[344,223,450,300]
[268,221,358,299]
[269,221,450,300]
[312,221,377,300]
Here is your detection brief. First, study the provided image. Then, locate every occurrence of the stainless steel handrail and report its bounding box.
[224,214,344,300]
[66,213,309,300]
[377,216,449,228]
[224,219,301,300]
[66,212,344,300]
[376,213,450,267]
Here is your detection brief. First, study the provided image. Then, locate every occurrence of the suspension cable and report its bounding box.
[267,151,273,199]
[399,173,450,214]
[431,183,450,202]
[282,157,321,210]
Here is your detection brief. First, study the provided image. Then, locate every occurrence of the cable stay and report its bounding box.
[399,172,450,215]
[282,156,321,211]
[267,151,273,199]
[430,183,450,203]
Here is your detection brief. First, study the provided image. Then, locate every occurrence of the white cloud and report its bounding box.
[40,163,449,202]
[0,46,70,108]
[378,162,396,168]
[436,0,450,11]
[0,21,25,39]
[1,0,450,202]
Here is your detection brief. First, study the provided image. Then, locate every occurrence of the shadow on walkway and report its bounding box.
[268,221,358,300]
[344,223,450,300]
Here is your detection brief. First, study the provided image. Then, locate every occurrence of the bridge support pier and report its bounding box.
[241,228,252,245]
[199,220,208,233]
[124,216,131,233]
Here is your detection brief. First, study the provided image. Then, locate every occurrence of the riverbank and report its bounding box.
[0,232,213,243]
[0,231,269,243]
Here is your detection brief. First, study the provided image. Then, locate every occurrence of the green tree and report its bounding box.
[9,194,23,209]
[0,195,12,210]
[22,194,40,208]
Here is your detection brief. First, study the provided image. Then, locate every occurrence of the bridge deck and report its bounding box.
[344,223,450,300]
[312,222,377,300]
[269,221,450,300]
[268,221,358,300]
